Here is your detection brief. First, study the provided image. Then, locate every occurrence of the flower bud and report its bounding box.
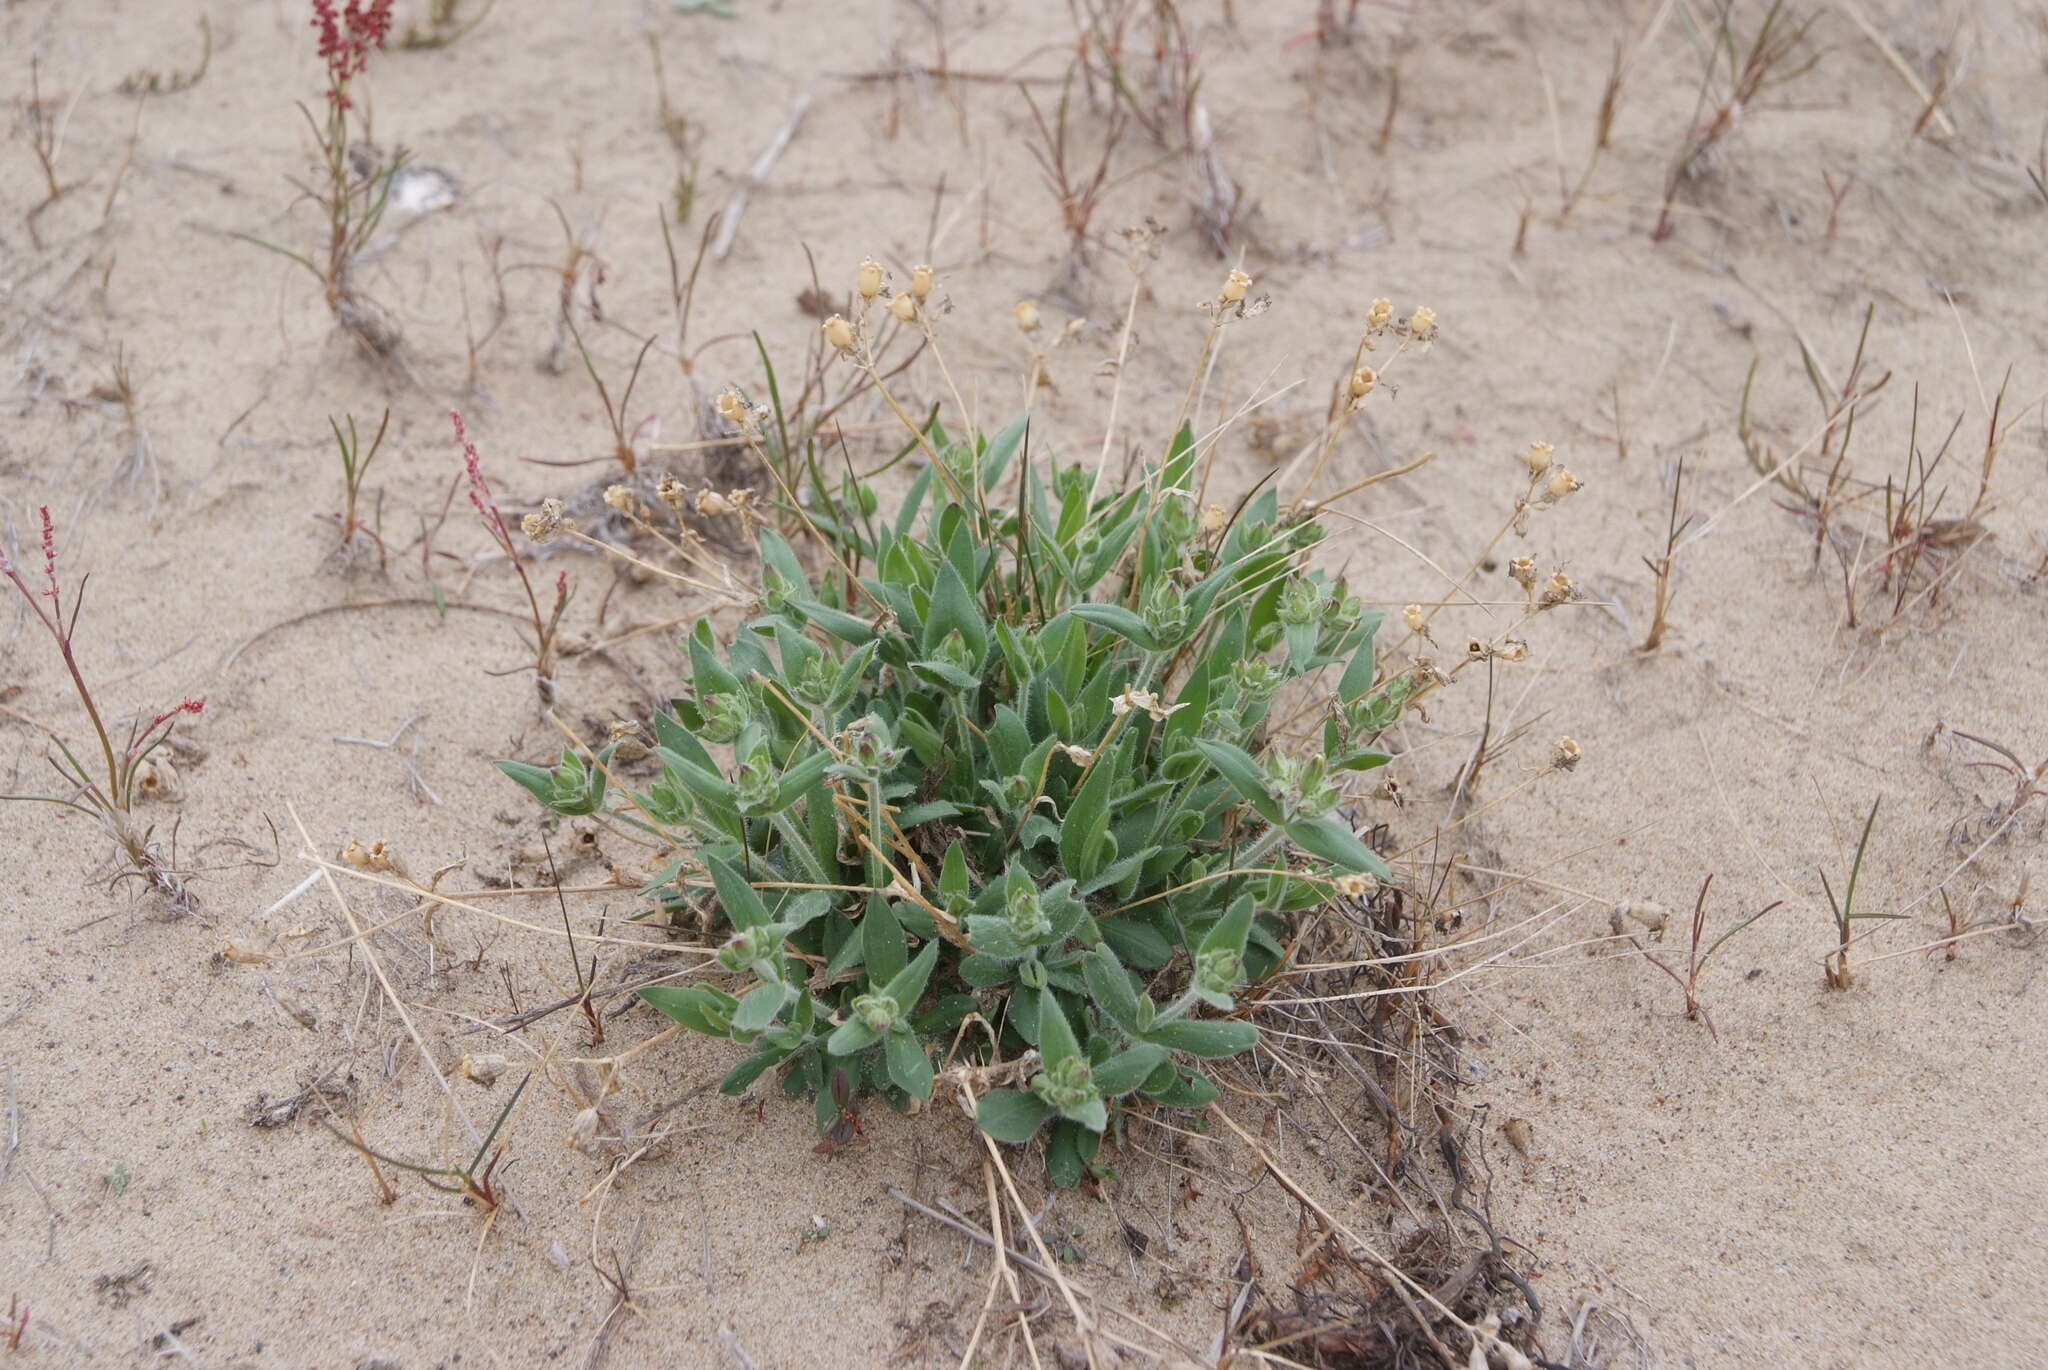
[852,991,902,1035]
[856,258,883,300]
[1030,1056,1097,1113]
[1278,578,1323,627]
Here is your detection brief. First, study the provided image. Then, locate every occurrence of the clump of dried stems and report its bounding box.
[1653,0,1823,242]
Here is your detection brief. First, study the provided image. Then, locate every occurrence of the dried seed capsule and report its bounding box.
[910,264,934,300]
[1403,603,1426,634]
[1367,298,1393,329]
[1551,736,1582,770]
[1547,466,1581,499]
[1349,366,1377,399]
[822,314,855,351]
[889,291,917,323]
[856,258,883,300]
[1407,304,1437,336]
[522,497,570,542]
[1524,441,1554,475]
[1219,268,1252,305]
[1013,299,1040,333]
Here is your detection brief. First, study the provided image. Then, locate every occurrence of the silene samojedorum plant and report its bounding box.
[496,329,1419,1188]
[2,508,203,904]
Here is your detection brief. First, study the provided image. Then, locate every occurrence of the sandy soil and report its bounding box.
[3,1,2046,1366]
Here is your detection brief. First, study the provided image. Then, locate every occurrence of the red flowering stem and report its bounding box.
[450,411,558,692]
[3,510,127,808]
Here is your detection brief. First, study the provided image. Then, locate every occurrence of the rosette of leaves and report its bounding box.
[501,416,1414,1185]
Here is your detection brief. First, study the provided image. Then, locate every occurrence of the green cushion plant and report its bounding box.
[499,414,1414,1186]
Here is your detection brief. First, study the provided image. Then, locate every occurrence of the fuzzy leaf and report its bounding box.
[826,1016,883,1056]
[1338,618,1383,704]
[1285,816,1390,879]
[1099,917,1174,970]
[975,1089,1054,1143]
[1083,945,1144,1034]
[719,1049,784,1095]
[881,937,941,1009]
[639,985,737,1037]
[863,896,907,989]
[1145,1017,1258,1058]
[923,561,987,659]
[493,759,558,808]
[705,852,771,930]
[1192,739,1285,825]
[731,980,792,1034]
[1036,989,1081,1069]
[1091,1045,1170,1096]
[1065,603,1163,651]
[884,1030,935,1099]
[1060,737,1120,882]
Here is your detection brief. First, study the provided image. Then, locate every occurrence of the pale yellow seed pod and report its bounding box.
[657,476,685,511]
[856,258,883,300]
[1349,366,1377,399]
[889,291,917,323]
[910,264,934,300]
[1013,299,1041,333]
[822,314,855,351]
[717,388,748,425]
[1367,298,1393,329]
[1403,603,1426,634]
[1547,467,1580,499]
[1525,441,1554,475]
[1552,736,1582,770]
[697,489,734,516]
[1200,504,1227,535]
[1408,305,1437,335]
[1220,269,1252,305]
[603,484,635,515]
